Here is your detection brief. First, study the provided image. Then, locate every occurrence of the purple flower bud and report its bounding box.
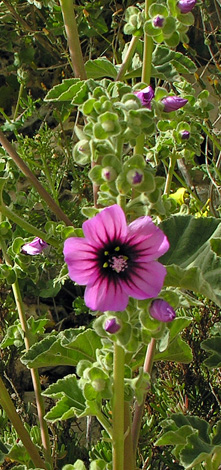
[177,0,196,14]
[105,318,121,334]
[102,166,117,182]
[134,86,155,109]
[162,96,188,112]
[153,15,165,27]
[149,299,176,322]
[21,237,49,255]
[180,130,190,140]
[127,169,144,186]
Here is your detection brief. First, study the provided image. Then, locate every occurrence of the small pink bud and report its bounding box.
[21,237,48,255]
[134,86,155,109]
[105,318,121,334]
[180,130,190,140]
[127,169,144,186]
[150,299,176,322]
[162,96,188,112]
[153,15,165,27]
[177,0,196,14]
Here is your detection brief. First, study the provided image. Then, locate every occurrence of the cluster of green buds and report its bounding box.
[124,0,197,46]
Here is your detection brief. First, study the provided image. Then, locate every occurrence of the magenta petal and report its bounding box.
[63,237,98,284]
[127,217,169,259]
[122,261,167,299]
[82,205,127,245]
[84,278,129,312]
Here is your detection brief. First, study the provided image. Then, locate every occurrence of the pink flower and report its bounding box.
[150,299,176,322]
[134,86,155,109]
[63,205,169,312]
[177,0,196,14]
[21,237,48,255]
[161,96,188,112]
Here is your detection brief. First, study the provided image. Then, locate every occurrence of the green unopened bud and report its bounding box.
[102,166,117,182]
[73,139,91,165]
[102,120,115,132]
[92,379,106,392]
[127,169,144,186]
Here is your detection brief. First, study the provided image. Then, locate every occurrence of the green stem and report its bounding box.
[142,0,154,84]
[112,343,125,470]
[0,130,73,226]
[124,402,134,470]
[96,409,113,438]
[135,134,145,155]
[59,0,87,79]
[13,82,24,121]
[0,376,46,469]
[0,204,60,247]
[164,152,177,195]
[131,338,156,456]
[0,237,52,467]
[116,36,139,82]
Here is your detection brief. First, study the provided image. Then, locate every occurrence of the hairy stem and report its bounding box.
[0,237,52,467]
[0,204,59,247]
[59,0,87,79]
[112,343,125,470]
[164,152,177,195]
[0,130,73,226]
[0,376,47,469]
[116,36,139,81]
[124,402,134,470]
[142,0,154,84]
[132,338,156,456]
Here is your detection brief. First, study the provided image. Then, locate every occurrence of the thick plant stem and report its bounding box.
[116,36,139,81]
[0,130,73,226]
[59,0,87,79]
[164,152,177,195]
[132,338,156,456]
[12,280,52,467]
[0,376,46,469]
[112,343,125,470]
[0,238,52,468]
[142,0,154,84]
[0,204,59,247]
[124,402,134,470]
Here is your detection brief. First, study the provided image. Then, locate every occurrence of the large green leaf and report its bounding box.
[156,414,221,469]
[85,58,117,79]
[160,216,221,306]
[43,374,85,422]
[201,336,221,368]
[21,329,102,368]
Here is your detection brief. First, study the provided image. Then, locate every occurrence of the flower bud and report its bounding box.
[127,169,144,186]
[177,0,196,14]
[21,237,48,255]
[134,86,154,109]
[152,15,165,27]
[105,318,121,334]
[149,299,176,322]
[161,96,188,112]
[180,130,190,140]
[102,166,117,182]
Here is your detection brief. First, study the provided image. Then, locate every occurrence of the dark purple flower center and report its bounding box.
[98,242,134,280]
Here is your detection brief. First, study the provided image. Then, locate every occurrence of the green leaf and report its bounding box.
[210,238,221,256]
[21,329,102,368]
[43,374,85,421]
[45,78,80,100]
[62,462,86,470]
[160,216,221,306]
[154,335,193,363]
[85,58,117,79]
[156,414,221,469]
[201,336,221,368]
